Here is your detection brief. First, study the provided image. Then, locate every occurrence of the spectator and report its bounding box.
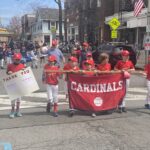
[39,43,48,67]
[0,45,5,69]
[47,40,65,68]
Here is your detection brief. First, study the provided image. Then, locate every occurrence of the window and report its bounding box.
[97,0,101,7]
[83,0,86,10]
[40,22,42,30]
[68,28,70,34]
[71,28,75,35]
[90,0,93,8]
[48,21,51,30]
[56,21,58,30]
[51,22,55,27]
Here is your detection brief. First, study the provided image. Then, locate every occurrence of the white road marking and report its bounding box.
[0,88,147,110]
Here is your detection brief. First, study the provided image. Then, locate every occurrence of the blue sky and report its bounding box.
[0,0,62,26]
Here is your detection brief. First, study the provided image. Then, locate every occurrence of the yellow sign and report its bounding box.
[111,30,117,39]
[109,18,120,30]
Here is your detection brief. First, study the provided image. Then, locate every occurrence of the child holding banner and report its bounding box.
[63,56,79,101]
[82,52,95,70]
[114,50,135,113]
[63,56,79,117]
[42,55,61,117]
[82,59,97,117]
[7,53,25,118]
[97,53,111,71]
[143,56,150,109]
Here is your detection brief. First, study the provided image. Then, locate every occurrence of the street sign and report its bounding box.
[144,35,150,50]
[108,18,121,30]
[111,30,117,39]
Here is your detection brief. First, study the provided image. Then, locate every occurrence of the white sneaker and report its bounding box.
[16,112,22,117]
[91,113,96,118]
[9,112,16,119]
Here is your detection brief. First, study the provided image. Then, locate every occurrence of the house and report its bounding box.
[0,28,13,43]
[30,8,65,45]
[21,14,36,40]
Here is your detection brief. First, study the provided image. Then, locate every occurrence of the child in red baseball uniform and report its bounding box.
[143,56,150,109]
[97,53,111,71]
[82,59,97,117]
[7,53,25,118]
[63,56,79,101]
[63,56,80,117]
[82,52,95,70]
[114,50,135,113]
[43,55,60,117]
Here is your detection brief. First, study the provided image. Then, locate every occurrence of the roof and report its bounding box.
[37,8,64,20]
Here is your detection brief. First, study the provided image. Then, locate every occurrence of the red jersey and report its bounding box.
[97,63,111,71]
[44,64,60,85]
[63,63,79,80]
[115,60,134,70]
[7,63,25,73]
[144,64,150,80]
[63,63,72,71]
[82,59,95,70]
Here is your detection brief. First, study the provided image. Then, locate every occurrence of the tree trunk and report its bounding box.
[55,0,63,42]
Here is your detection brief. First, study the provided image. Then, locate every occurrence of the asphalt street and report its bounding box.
[0,64,149,150]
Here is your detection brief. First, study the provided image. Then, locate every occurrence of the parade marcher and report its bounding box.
[63,56,79,101]
[20,45,27,65]
[81,59,97,117]
[79,42,90,68]
[114,50,135,113]
[47,40,65,68]
[42,55,61,117]
[0,45,5,69]
[26,41,38,69]
[82,52,95,70]
[97,53,111,71]
[143,56,150,109]
[7,53,25,118]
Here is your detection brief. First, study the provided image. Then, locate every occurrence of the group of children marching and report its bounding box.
[6,43,150,119]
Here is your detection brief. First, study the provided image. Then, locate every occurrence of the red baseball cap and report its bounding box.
[86,52,92,57]
[121,50,129,56]
[13,53,22,60]
[48,55,56,62]
[69,56,78,62]
[83,42,89,47]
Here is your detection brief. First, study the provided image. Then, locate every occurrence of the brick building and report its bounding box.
[65,0,114,44]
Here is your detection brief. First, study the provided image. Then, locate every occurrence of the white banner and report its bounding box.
[2,67,39,101]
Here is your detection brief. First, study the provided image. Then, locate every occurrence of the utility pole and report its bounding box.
[54,0,63,42]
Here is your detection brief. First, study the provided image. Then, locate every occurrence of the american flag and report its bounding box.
[134,0,144,17]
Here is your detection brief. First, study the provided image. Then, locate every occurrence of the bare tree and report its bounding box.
[54,0,63,42]
[7,16,21,40]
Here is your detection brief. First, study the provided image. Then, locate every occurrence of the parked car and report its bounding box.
[92,44,137,69]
